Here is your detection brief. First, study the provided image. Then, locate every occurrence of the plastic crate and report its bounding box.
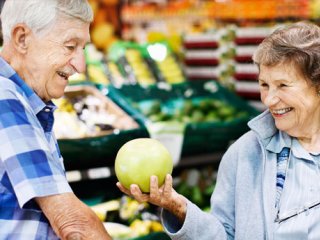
[130,232,170,240]
[106,80,259,156]
[59,128,149,170]
[55,85,149,170]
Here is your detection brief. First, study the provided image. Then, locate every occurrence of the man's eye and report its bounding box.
[66,45,76,51]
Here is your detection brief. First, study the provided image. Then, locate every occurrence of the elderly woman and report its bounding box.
[117,21,320,239]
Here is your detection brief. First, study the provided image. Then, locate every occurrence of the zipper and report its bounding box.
[261,141,270,240]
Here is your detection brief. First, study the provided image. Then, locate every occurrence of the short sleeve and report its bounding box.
[0,90,72,209]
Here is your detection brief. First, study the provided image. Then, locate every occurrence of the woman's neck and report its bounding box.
[298,134,320,153]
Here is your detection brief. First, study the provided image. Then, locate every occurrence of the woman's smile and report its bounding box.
[271,107,293,117]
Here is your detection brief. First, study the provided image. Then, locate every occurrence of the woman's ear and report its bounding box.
[11,23,31,54]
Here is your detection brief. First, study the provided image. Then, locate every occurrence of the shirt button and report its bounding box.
[44,108,50,112]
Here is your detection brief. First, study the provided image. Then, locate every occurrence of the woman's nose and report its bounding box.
[262,89,280,107]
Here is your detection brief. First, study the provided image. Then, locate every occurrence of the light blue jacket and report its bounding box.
[162,110,281,239]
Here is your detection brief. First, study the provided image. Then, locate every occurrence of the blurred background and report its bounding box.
[1,1,317,239]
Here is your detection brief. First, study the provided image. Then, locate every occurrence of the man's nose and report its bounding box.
[70,49,86,73]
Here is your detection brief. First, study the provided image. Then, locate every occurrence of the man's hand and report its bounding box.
[35,192,112,240]
[117,174,187,223]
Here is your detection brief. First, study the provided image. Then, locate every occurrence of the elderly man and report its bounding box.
[0,0,112,239]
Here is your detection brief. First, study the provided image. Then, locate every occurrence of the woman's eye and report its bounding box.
[260,83,268,88]
[279,83,287,88]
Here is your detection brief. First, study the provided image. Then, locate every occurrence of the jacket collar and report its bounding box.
[248,110,291,153]
[248,110,277,142]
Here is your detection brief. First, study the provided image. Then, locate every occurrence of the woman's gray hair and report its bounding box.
[253,21,320,87]
[1,0,93,43]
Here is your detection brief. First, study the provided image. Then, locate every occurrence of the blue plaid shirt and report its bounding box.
[0,57,72,239]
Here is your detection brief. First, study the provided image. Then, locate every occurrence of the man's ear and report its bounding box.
[11,24,32,54]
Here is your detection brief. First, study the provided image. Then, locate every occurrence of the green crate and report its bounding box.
[55,84,149,170]
[130,232,170,240]
[59,128,149,170]
[106,80,259,156]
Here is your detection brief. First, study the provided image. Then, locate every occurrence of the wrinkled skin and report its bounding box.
[117,174,187,223]
[259,63,320,152]
[1,14,112,240]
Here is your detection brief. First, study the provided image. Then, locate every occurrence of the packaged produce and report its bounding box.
[108,41,157,86]
[145,42,186,84]
[108,41,186,86]
[54,85,149,167]
[54,85,138,139]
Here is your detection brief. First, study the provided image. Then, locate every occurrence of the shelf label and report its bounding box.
[66,170,82,182]
[88,167,111,179]
[146,121,186,166]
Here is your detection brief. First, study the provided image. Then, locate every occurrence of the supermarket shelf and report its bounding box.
[66,151,225,183]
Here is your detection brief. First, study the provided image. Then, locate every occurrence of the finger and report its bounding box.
[130,184,149,203]
[149,175,161,201]
[116,182,131,195]
[162,174,173,197]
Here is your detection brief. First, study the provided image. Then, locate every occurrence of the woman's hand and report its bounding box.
[116,174,187,223]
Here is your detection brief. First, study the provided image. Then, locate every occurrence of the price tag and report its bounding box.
[146,121,186,166]
[66,170,82,182]
[87,167,111,179]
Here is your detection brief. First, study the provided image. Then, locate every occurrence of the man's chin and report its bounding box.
[49,91,66,101]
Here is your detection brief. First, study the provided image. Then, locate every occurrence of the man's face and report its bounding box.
[23,17,90,101]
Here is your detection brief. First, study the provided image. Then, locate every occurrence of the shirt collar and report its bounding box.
[266,131,313,161]
[0,56,56,114]
[291,138,314,161]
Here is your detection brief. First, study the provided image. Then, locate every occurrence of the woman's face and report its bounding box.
[259,63,320,138]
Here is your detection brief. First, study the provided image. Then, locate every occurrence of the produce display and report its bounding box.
[108,41,186,87]
[86,164,216,239]
[108,42,157,86]
[175,166,217,210]
[87,64,110,85]
[115,138,173,193]
[53,85,139,139]
[122,48,157,85]
[107,80,259,155]
[90,195,167,239]
[106,61,127,87]
[135,97,249,124]
[66,2,318,239]
[146,42,185,84]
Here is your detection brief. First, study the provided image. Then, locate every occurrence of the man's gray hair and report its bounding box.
[1,0,93,42]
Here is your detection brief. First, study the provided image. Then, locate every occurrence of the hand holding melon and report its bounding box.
[115,138,173,193]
